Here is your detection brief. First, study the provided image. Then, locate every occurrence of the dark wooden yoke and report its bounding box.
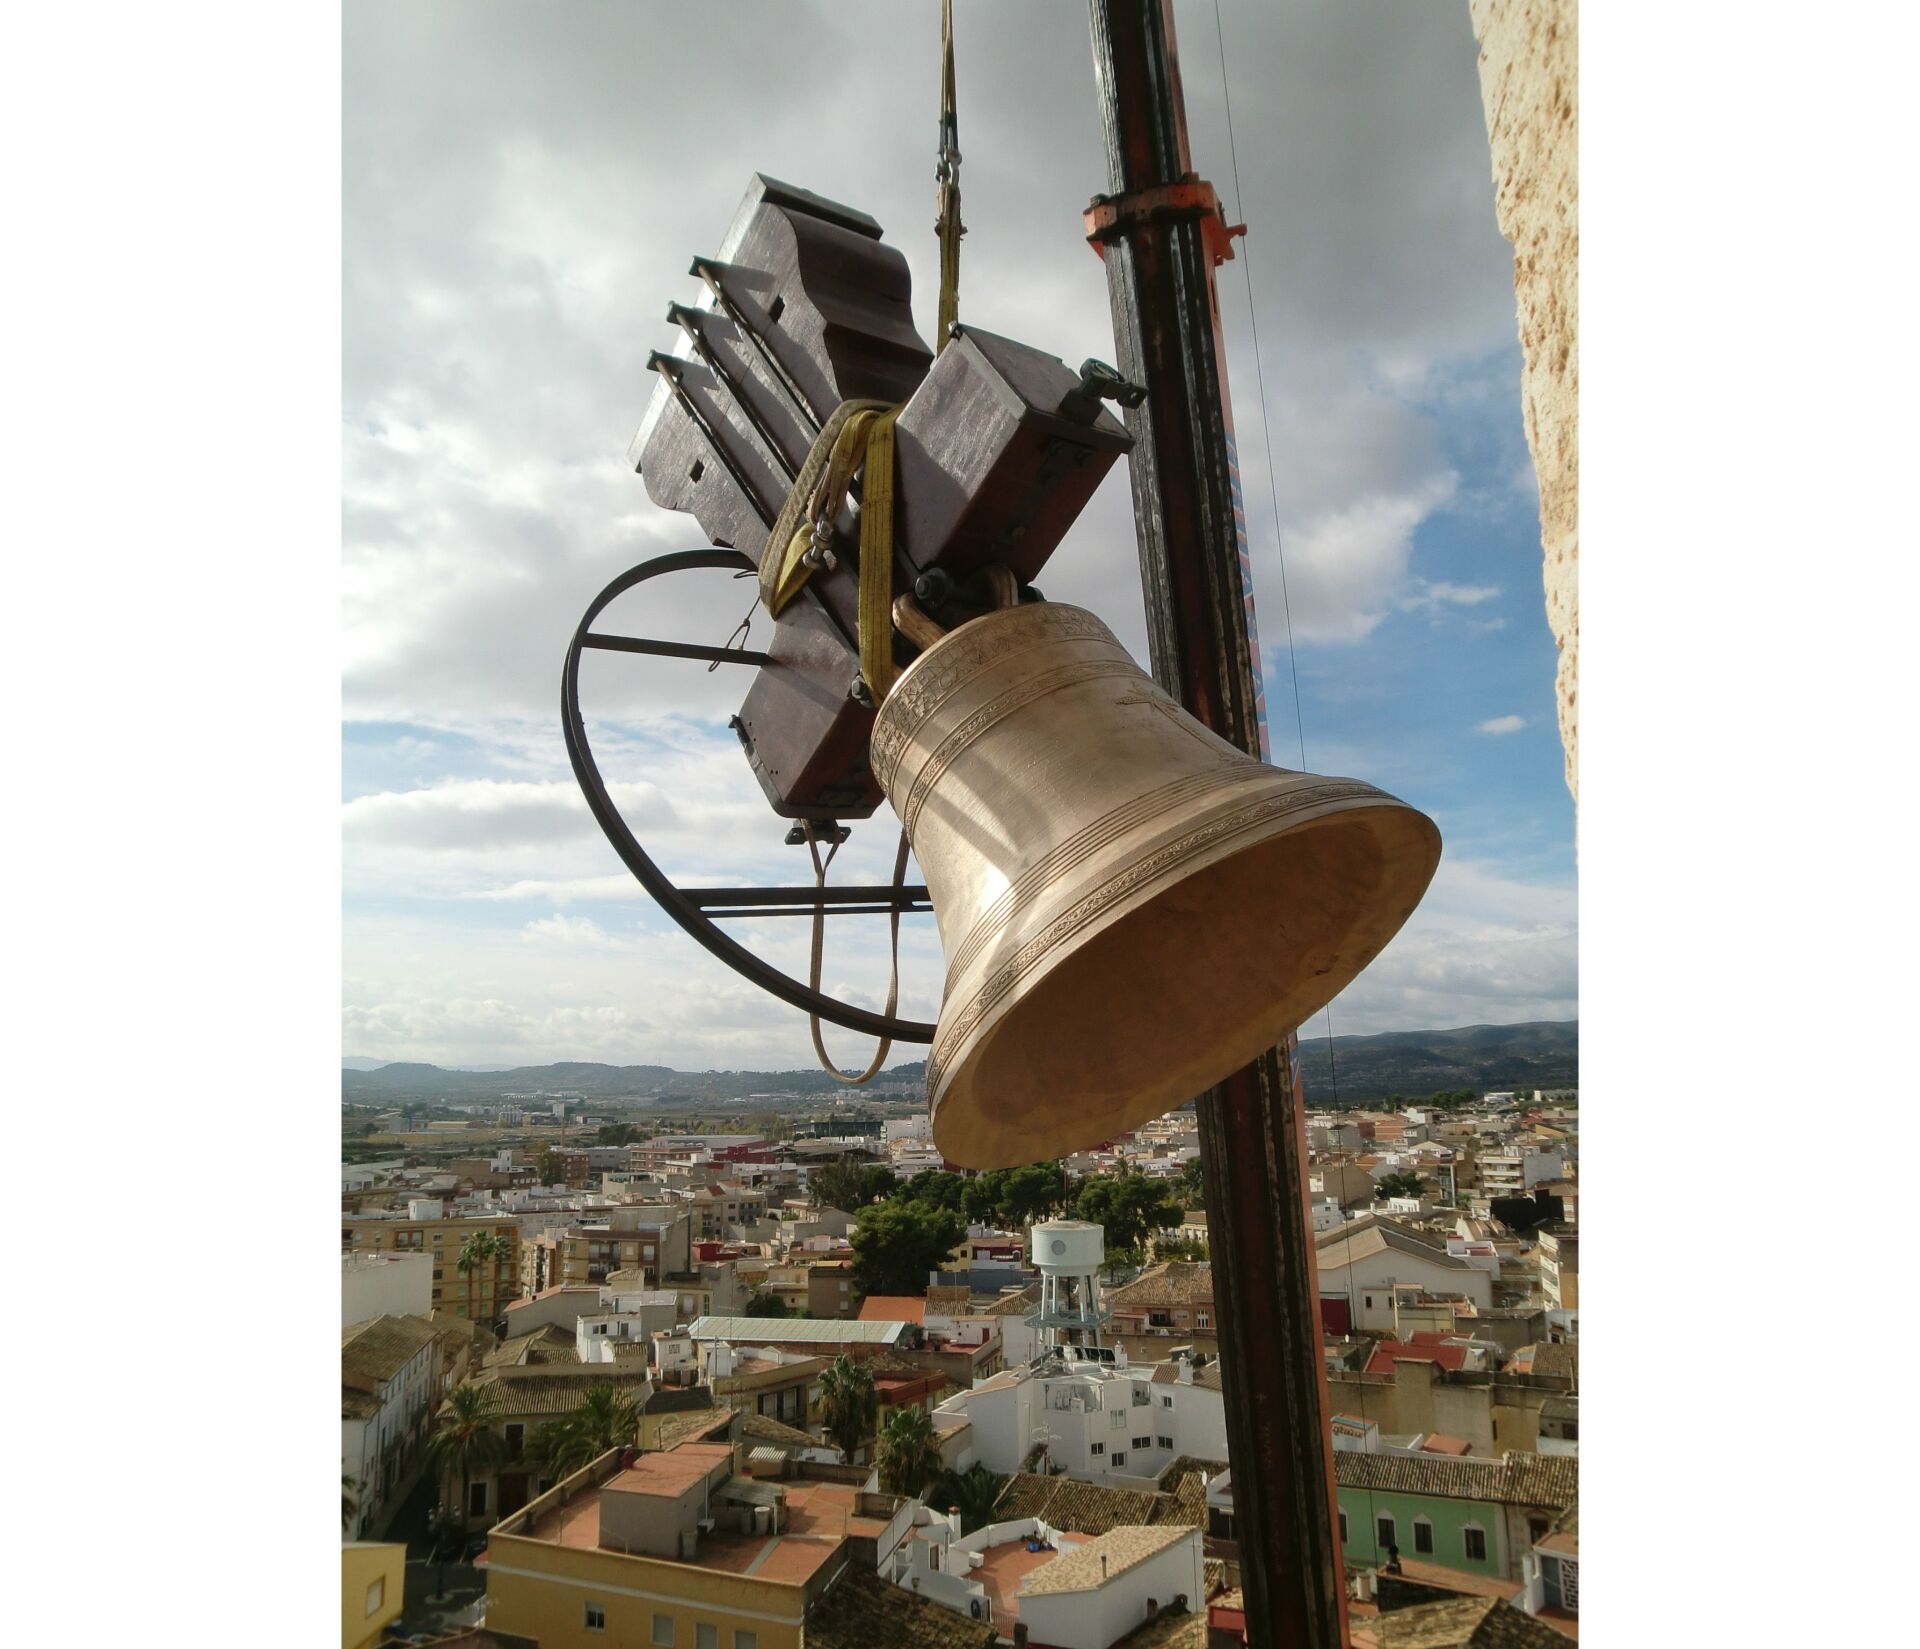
[630,175,1131,820]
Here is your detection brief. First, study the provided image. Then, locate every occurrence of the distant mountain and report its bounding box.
[341,1057,389,1072]
[1290,1020,1577,1102]
[341,1022,1574,1106]
[341,1057,924,1102]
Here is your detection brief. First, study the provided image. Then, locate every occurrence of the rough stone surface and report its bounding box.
[1471,0,1578,803]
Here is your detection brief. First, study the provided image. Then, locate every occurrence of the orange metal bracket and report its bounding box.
[1083,173,1247,266]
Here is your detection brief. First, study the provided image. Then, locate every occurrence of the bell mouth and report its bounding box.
[929,802,1440,1169]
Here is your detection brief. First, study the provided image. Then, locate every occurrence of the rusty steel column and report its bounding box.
[1084,4,1349,1645]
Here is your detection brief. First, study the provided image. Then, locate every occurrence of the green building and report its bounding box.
[1333,1451,1577,1582]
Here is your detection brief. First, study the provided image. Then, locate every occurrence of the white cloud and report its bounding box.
[1477,715,1526,736]
[1404,580,1503,611]
[1321,855,1576,1036]
[339,2,1570,1064]
[1267,472,1459,642]
[521,913,627,949]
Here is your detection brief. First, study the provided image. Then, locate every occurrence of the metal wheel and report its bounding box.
[561,549,936,1043]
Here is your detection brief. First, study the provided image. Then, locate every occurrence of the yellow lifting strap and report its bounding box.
[760,398,903,706]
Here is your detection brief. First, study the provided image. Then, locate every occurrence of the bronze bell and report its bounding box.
[870,600,1442,1169]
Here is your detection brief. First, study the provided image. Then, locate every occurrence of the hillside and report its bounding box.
[1289,1020,1577,1101]
[342,1020,1574,1105]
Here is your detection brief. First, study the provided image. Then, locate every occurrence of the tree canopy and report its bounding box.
[818,1355,877,1460]
[1375,1171,1426,1201]
[811,1160,898,1214]
[1071,1171,1183,1256]
[850,1200,967,1298]
[533,1384,640,1477]
[928,1463,1006,1534]
[876,1404,942,1498]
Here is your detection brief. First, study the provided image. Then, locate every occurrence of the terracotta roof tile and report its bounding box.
[1106,1263,1214,1309]
[1111,1604,1208,1649]
[805,1562,997,1649]
[1367,1596,1568,1648]
[469,1364,654,1418]
[1333,1451,1575,1511]
[342,1314,441,1386]
[991,1473,1200,1535]
[1019,1525,1193,1596]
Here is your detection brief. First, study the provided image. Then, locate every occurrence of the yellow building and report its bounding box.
[341,1542,404,1649]
[485,1443,914,1649]
[342,1214,521,1321]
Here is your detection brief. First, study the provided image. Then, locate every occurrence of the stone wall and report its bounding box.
[1471,1,1579,802]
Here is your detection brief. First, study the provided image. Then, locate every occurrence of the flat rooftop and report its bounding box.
[604,1444,734,1499]
[968,1531,1089,1627]
[522,1475,894,1588]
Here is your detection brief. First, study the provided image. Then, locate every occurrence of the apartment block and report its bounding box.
[341,1213,521,1322]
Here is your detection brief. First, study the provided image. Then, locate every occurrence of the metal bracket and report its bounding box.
[1082,173,1247,267]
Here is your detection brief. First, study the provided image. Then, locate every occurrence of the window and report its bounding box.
[1133,1436,1152,1450]
[1376,1513,1395,1551]
[1111,1409,1126,1428]
[1091,1442,1104,1456]
[1413,1518,1434,1554]
[1157,1435,1174,1449]
[697,1628,718,1649]
[1162,1395,1174,1408]
[505,1424,525,1461]
[1339,1510,1349,1542]
[1111,1453,1126,1467]
[1527,1516,1550,1544]
[467,1481,487,1516]
[735,1633,758,1649]
[585,1603,607,1632]
[652,1613,674,1646]
[364,1577,384,1617]
[1196,1312,1210,1328]
[1463,1525,1488,1562]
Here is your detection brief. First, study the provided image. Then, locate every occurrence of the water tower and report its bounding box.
[1026,1219,1112,1356]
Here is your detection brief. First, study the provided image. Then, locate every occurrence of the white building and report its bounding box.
[342,1250,433,1327]
[1019,1525,1205,1648]
[892,1510,1204,1648]
[1315,1220,1495,1334]
[576,1290,679,1364]
[341,1315,443,1538]
[942,1348,1226,1486]
[1478,1148,1566,1198]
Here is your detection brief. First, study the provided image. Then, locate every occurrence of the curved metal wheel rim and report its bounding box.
[562,548,937,1044]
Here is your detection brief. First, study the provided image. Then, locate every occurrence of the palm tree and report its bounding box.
[533,1384,640,1478]
[342,1471,360,1534]
[425,1382,507,1532]
[817,1354,877,1463]
[928,1463,1006,1534]
[456,1231,512,1327]
[876,1404,942,1498]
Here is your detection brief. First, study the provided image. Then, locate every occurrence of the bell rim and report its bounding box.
[926,794,1441,1170]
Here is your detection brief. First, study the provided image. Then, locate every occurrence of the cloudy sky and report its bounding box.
[342,0,1576,1073]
